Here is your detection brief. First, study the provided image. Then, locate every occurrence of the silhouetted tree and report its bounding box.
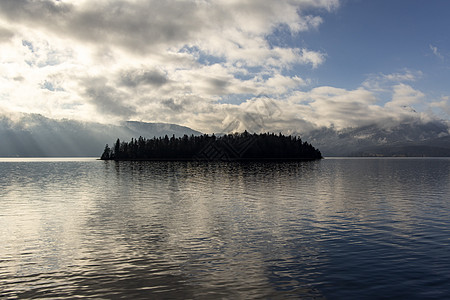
[101,144,111,160]
[113,138,120,159]
[100,132,322,161]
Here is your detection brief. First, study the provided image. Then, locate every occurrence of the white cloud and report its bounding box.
[430,44,444,60]
[430,96,450,117]
[0,0,444,136]
[362,69,422,92]
[180,84,435,134]
[0,0,337,126]
[298,49,326,69]
[0,26,14,43]
[294,86,382,129]
[385,84,424,108]
[383,71,422,82]
[265,74,308,94]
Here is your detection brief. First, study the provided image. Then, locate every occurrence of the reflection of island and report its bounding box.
[101,131,322,161]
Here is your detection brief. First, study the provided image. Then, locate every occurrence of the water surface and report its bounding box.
[1,158,449,299]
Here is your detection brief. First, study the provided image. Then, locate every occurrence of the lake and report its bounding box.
[1,158,449,299]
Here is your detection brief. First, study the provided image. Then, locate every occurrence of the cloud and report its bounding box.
[295,86,382,128]
[3,0,442,136]
[0,1,197,53]
[179,83,433,134]
[385,84,424,108]
[430,96,450,117]
[265,74,308,94]
[430,44,444,60]
[362,69,422,92]
[298,49,326,69]
[0,0,336,113]
[0,26,14,43]
[0,0,331,74]
[0,0,336,57]
[161,99,184,113]
[383,70,422,82]
[295,84,433,130]
[82,77,136,119]
[119,69,168,88]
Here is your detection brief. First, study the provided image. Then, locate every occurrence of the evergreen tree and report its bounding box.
[101,144,111,160]
[100,132,322,161]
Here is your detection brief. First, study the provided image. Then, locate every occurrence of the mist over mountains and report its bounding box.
[1,112,449,157]
[302,120,450,156]
[0,113,200,157]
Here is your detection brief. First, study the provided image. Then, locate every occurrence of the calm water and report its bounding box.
[1,158,449,299]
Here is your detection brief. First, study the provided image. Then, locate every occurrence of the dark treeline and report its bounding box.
[101,131,322,161]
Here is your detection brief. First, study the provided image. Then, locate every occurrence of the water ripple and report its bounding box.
[1,158,450,298]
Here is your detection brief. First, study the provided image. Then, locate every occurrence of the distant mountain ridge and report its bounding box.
[350,135,450,157]
[0,113,201,157]
[301,120,450,157]
[1,112,449,157]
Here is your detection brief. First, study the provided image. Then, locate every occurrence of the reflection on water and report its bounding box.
[1,158,450,299]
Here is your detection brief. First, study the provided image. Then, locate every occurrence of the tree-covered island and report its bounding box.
[101,131,322,161]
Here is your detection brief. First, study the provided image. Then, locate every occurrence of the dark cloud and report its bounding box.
[68,1,201,52]
[0,0,331,56]
[13,76,25,82]
[161,98,184,112]
[0,0,356,131]
[0,26,14,42]
[120,69,168,87]
[208,77,230,90]
[83,78,135,118]
[0,0,73,18]
[202,77,232,95]
[0,0,203,53]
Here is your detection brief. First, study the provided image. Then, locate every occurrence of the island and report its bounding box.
[100,131,322,161]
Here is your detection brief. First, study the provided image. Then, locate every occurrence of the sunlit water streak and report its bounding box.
[1,158,449,299]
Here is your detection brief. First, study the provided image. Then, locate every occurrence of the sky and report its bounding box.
[0,0,449,134]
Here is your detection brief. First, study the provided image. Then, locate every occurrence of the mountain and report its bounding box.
[301,120,450,157]
[2,112,449,158]
[352,135,450,157]
[0,113,201,157]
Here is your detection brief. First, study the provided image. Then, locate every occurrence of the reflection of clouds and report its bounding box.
[0,160,102,295]
[2,158,449,298]
[155,163,273,297]
[148,162,326,298]
[101,161,327,297]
